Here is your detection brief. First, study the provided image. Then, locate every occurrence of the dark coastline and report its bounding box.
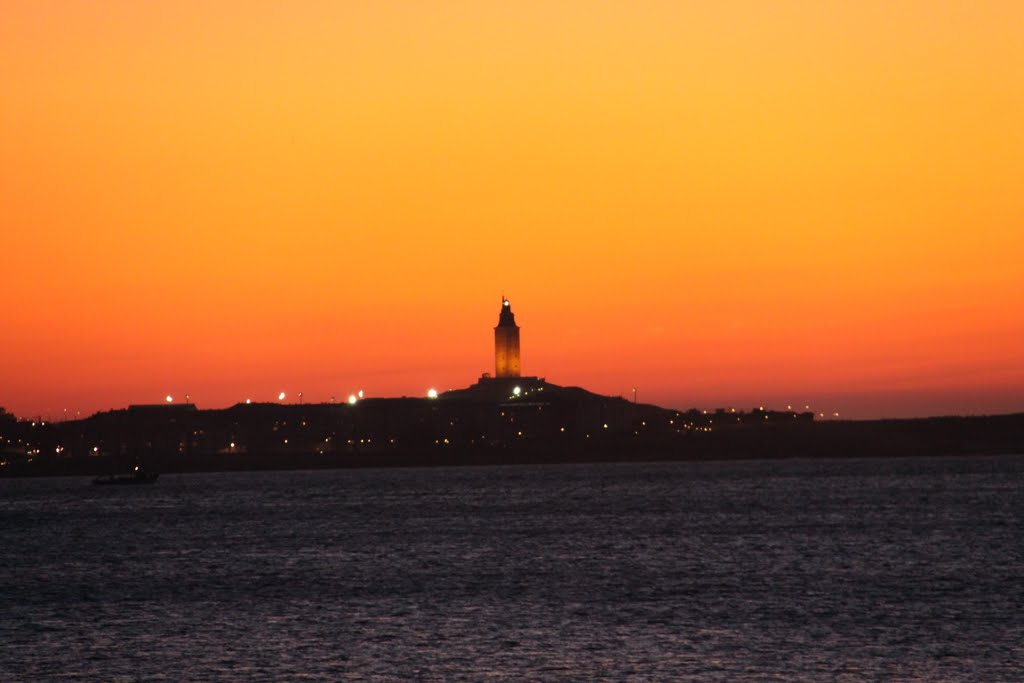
[4,413,1023,478]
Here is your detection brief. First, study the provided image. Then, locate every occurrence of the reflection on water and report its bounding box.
[2,456,1022,681]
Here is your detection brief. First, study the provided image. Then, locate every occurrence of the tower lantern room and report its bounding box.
[494,297,521,378]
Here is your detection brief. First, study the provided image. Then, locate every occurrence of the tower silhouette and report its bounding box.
[494,297,521,378]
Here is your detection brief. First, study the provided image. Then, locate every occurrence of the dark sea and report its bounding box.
[2,456,1022,682]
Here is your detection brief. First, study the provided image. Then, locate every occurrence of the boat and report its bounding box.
[93,465,159,485]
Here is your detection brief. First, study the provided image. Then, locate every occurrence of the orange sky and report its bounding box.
[2,1,1022,419]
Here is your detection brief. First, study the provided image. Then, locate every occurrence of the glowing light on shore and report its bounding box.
[427,388,439,399]
[348,394,358,405]
[165,395,173,403]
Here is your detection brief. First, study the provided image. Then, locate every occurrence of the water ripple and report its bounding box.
[1,456,1022,681]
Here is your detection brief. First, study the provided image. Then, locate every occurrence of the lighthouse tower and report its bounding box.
[494,297,521,378]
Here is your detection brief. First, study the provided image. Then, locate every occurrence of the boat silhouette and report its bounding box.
[93,465,159,486]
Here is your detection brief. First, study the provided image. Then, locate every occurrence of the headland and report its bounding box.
[3,297,1021,476]
[2,378,1022,477]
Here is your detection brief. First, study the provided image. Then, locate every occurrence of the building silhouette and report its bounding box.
[494,297,521,378]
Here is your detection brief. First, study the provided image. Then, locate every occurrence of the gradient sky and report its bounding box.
[2,1,1022,420]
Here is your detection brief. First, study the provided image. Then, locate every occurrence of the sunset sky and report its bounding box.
[2,1,1022,420]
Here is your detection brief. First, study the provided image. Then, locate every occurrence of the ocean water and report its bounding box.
[1,456,1022,682]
